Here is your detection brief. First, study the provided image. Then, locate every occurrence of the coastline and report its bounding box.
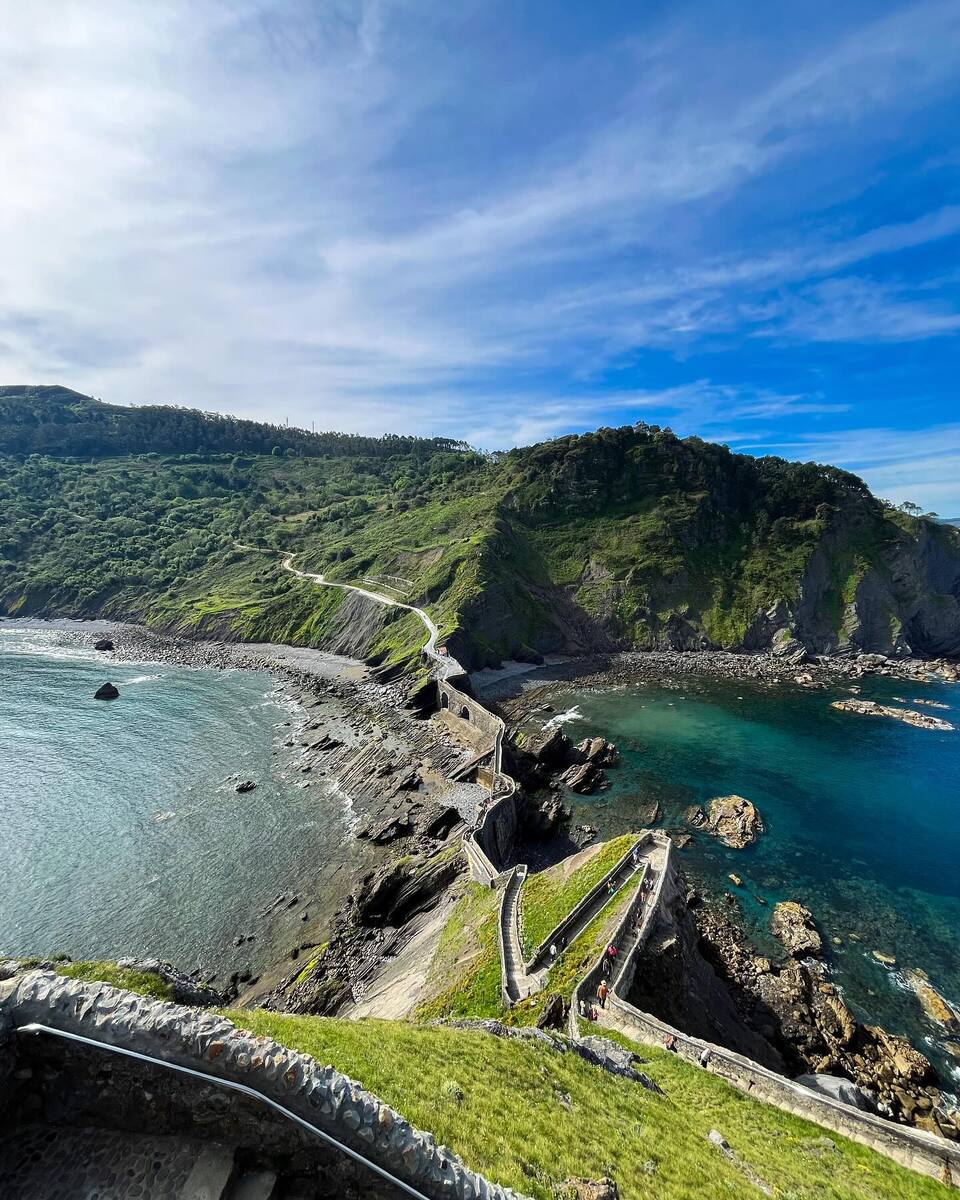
[1,617,486,1013]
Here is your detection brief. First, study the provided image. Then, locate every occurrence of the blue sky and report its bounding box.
[2,2,960,510]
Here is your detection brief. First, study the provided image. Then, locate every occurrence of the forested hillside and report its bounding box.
[2,387,959,669]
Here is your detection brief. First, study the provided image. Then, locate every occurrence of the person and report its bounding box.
[607,879,616,897]
[597,980,608,1008]
[602,956,611,978]
[578,997,587,1018]
[607,943,618,959]
[631,847,640,868]
[698,1047,711,1069]
[549,942,557,960]
[665,1034,678,1052]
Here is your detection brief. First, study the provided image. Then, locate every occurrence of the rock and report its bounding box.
[573,736,620,767]
[235,779,257,793]
[707,1130,731,1153]
[902,969,960,1032]
[728,874,743,887]
[524,725,572,767]
[561,761,603,794]
[770,902,823,958]
[872,950,896,966]
[536,993,566,1030]
[796,1074,877,1112]
[831,698,954,732]
[93,638,114,651]
[557,1177,619,1200]
[689,795,764,849]
[93,682,119,700]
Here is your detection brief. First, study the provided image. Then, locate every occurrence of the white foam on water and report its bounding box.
[542,705,583,730]
[126,673,162,685]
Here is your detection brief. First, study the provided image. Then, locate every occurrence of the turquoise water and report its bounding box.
[543,672,960,1084]
[0,626,356,977]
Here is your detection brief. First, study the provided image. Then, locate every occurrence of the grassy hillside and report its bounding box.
[2,387,959,665]
[226,1010,948,1200]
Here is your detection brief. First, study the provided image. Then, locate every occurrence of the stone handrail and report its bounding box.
[565,835,960,1188]
[522,835,646,975]
[498,865,528,1007]
[567,832,666,1039]
[0,971,528,1200]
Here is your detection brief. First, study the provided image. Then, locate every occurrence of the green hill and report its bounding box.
[2,386,959,667]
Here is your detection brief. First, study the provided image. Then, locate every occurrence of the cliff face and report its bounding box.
[2,400,959,667]
[449,428,960,665]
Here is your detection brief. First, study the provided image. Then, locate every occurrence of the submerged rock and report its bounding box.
[770,901,823,958]
[93,682,119,700]
[902,969,960,1032]
[235,779,257,793]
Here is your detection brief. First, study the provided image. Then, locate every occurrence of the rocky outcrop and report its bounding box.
[93,638,114,651]
[902,970,960,1033]
[685,796,764,848]
[770,902,823,958]
[93,682,119,700]
[685,897,960,1137]
[831,698,955,731]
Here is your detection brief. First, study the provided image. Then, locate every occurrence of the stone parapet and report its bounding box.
[0,971,528,1200]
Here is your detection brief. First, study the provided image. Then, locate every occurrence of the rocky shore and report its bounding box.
[491,648,960,711]
[630,882,960,1141]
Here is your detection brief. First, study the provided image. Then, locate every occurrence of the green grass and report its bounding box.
[221,1010,947,1200]
[413,883,504,1021]
[56,960,174,1001]
[507,878,635,1027]
[520,833,638,959]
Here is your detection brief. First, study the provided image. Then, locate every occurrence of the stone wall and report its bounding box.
[0,971,528,1200]
[573,840,960,1189]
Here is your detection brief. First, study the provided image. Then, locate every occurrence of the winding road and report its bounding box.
[234,543,455,675]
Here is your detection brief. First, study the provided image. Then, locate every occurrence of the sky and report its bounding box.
[1,2,960,511]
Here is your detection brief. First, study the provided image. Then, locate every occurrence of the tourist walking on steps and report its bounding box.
[597,980,608,1008]
[699,1047,712,1070]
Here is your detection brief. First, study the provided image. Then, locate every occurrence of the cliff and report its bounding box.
[1,390,958,668]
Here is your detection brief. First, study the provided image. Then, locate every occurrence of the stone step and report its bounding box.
[0,1124,238,1200]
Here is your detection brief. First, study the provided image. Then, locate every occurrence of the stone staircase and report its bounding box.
[498,867,528,1004]
[0,1124,281,1200]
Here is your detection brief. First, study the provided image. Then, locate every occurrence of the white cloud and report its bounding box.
[0,0,957,474]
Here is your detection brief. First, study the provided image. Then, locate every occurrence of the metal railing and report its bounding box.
[15,1023,434,1200]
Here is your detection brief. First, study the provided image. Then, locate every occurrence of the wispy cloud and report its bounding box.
[0,0,958,510]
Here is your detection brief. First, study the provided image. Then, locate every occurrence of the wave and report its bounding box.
[542,705,583,730]
[125,673,163,685]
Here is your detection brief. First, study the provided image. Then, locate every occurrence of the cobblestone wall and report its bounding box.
[0,971,528,1200]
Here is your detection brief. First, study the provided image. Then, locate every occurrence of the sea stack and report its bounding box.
[93,682,120,700]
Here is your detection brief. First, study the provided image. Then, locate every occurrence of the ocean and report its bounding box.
[0,624,358,980]
[532,669,960,1087]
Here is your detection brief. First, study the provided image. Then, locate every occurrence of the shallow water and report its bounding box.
[535,671,960,1085]
[0,625,357,976]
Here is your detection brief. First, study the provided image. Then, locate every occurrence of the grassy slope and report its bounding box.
[519,833,638,958]
[56,961,174,1001]
[226,1011,945,1200]
[2,422,955,666]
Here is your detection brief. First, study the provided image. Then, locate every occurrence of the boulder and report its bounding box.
[93,682,119,700]
[561,761,603,794]
[689,795,764,848]
[770,901,823,958]
[93,638,114,651]
[523,725,572,767]
[574,736,620,767]
[796,1073,877,1112]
